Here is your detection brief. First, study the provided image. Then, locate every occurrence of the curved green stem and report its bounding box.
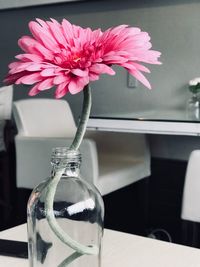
[45,168,98,255]
[44,84,97,265]
[58,251,82,267]
[70,84,91,150]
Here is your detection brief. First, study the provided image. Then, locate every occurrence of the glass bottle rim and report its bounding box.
[52,147,79,156]
[51,147,81,163]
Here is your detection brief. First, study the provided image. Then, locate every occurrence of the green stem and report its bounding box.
[44,84,97,265]
[45,169,98,255]
[58,252,82,267]
[70,84,92,150]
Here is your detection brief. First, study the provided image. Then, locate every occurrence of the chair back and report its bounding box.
[181,150,200,222]
[13,98,98,189]
[13,98,77,137]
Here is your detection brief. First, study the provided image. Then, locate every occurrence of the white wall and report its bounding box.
[1,0,200,161]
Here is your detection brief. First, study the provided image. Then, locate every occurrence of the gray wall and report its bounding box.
[1,0,200,161]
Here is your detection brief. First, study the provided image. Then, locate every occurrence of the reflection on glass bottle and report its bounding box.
[187,93,200,120]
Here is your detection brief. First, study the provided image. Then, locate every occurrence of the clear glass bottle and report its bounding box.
[27,147,104,267]
[186,93,200,120]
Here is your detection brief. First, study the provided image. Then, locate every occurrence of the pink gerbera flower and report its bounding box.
[4,18,161,98]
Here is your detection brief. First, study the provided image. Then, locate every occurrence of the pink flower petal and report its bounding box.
[132,63,150,73]
[18,36,40,54]
[36,18,49,29]
[40,68,55,77]
[89,73,100,81]
[71,69,88,77]
[129,69,151,89]
[9,62,33,74]
[29,21,59,52]
[146,50,162,64]
[38,34,60,52]
[37,78,54,91]
[68,77,89,94]
[122,62,150,73]
[16,53,43,62]
[4,71,28,85]
[28,83,40,96]
[34,43,54,60]
[89,64,115,75]
[8,61,22,70]
[47,19,67,48]
[55,81,69,98]
[53,74,69,85]
[62,19,75,46]
[103,55,127,64]
[26,63,44,72]
[16,73,42,85]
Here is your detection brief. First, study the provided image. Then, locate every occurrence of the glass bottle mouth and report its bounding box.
[51,147,81,168]
[52,147,80,157]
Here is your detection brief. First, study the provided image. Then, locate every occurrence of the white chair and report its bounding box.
[181,150,200,246]
[86,131,150,195]
[13,99,98,189]
[13,98,150,196]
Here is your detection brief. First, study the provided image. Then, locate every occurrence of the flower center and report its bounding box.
[72,54,81,63]
[53,44,98,70]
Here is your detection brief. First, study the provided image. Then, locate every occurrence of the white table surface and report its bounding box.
[88,109,200,136]
[1,224,200,267]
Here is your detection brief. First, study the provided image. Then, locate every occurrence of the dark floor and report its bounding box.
[1,154,200,248]
[104,158,200,248]
[103,158,186,244]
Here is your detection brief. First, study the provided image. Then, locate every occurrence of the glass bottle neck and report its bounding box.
[51,147,81,178]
